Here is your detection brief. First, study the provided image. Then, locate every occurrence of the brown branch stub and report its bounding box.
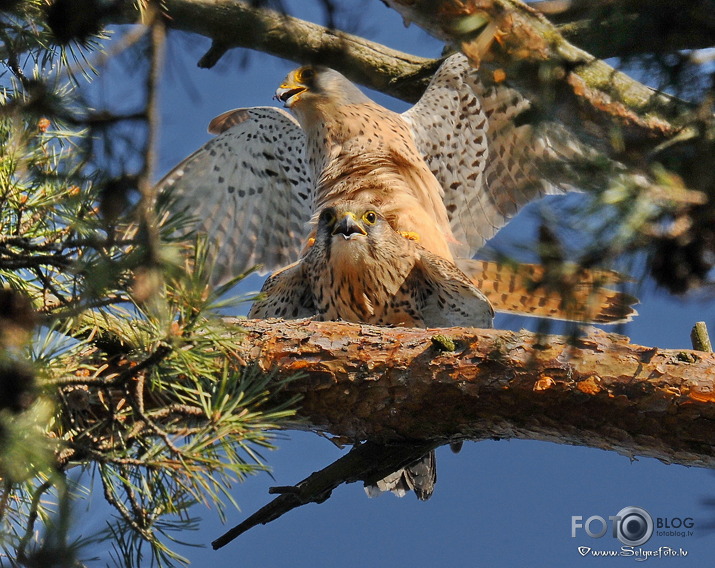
[691,321,713,353]
[228,319,715,468]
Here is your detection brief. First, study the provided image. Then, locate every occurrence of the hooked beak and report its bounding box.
[275,83,307,107]
[332,213,367,240]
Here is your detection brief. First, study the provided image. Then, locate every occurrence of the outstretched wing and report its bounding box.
[403,53,591,258]
[411,247,494,328]
[247,261,315,319]
[402,54,491,258]
[158,107,313,281]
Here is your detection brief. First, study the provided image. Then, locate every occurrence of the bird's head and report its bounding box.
[276,65,370,110]
[314,202,394,258]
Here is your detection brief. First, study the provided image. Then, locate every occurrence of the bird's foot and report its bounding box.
[399,230,420,242]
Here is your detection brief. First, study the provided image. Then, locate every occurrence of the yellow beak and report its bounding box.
[276,82,307,107]
[332,212,367,239]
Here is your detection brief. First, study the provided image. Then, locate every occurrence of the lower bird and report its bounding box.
[249,200,494,500]
[249,201,493,329]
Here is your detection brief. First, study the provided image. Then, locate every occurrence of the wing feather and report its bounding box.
[247,261,315,319]
[411,248,494,328]
[157,107,313,282]
[404,53,595,258]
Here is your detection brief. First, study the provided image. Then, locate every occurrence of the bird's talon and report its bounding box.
[399,231,420,242]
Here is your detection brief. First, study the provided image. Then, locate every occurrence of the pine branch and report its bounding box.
[62,318,715,468]
[532,0,715,58]
[109,0,702,166]
[221,319,715,469]
[60,318,715,477]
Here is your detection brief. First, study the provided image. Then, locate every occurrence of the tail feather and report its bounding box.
[458,259,638,324]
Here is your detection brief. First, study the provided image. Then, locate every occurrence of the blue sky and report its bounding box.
[91,1,715,565]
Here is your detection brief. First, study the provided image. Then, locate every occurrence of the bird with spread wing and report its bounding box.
[160,53,635,324]
[248,201,494,328]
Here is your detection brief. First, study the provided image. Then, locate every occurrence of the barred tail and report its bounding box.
[458,259,638,324]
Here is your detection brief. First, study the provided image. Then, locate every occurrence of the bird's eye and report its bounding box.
[363,211,377,225]
[297,67,315,83]
[322,210,336,226]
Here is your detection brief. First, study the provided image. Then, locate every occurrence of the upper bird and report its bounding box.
[161,53,573,282]
[274,64,456,261]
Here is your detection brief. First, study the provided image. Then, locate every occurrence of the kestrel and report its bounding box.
[248,201,494,328]
[160,53,635,323]
[249,201,494,500]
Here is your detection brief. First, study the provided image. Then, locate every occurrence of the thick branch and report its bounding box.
[382,0,693,156]
[228,319,715,468]
[533,0,715,58]
[117,0,438,102]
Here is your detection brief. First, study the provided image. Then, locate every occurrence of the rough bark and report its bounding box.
[229,319,715,468]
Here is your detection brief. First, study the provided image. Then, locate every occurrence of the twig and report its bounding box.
[135,10,166,269]
[108,343,172,387]
[99,465,154,540]
[212,440,436,549]
[0,480,10,522]
[16,479,55,561]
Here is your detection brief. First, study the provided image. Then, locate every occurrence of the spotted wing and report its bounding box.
[403,53,591,258]
[247,261,315,319]
[411,247,494,328]
[158,107,313,282]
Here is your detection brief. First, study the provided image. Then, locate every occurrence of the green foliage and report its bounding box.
[0,5,298,567]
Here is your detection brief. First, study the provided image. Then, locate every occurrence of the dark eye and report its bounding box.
[321,209,336,226]
[297,67,315,82]
[363,211,377,225]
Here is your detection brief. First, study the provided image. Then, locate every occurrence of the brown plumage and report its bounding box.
[276,65,455,261]
[248,201,493,329]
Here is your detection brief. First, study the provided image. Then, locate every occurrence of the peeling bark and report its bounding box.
[229,319,715,469]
